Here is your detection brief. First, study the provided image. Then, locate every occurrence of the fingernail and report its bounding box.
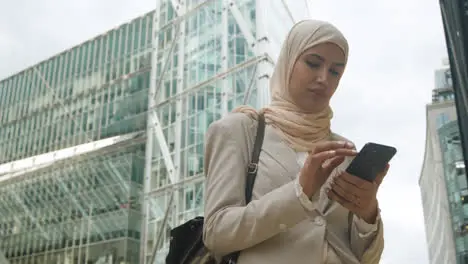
[347,142,355,148]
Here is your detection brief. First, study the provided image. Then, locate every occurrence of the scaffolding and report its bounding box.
[0,0,310,263]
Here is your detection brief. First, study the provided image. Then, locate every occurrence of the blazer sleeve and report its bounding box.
[202,120,310,256]
[350,215,384,263]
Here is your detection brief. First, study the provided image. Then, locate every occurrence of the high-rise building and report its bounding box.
[420,60,468,264]
[0,1,310,263]
[439,0,468,190]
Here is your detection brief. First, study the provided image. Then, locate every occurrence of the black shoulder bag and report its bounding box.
[166,113,266,264]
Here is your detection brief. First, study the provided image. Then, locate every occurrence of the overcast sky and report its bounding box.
[0,0,448,263]
[310,1,447,263]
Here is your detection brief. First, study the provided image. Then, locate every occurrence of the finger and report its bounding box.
[337,173,374,191]
[334,148,358,157]
[322,156,345,174]
[333,178,373,201]
[308,149,357,170]
[313,141,355,154]
[375,164,390,186]
[330,182,364,208]
[327,188,359,212]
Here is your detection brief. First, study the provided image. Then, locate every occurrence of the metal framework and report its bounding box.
[0,0,310,263]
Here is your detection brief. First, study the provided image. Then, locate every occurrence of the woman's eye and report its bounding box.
[329,69,340,76]
[306,61,320,68]
[306,61,340,77]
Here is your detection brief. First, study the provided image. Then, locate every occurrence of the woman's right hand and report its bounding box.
[299,141,357,198]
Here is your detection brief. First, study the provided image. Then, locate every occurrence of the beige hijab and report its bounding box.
[233,20,349,152]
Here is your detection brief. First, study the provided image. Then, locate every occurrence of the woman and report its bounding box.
[202,19,388,264]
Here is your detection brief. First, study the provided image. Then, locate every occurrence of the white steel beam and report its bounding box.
[221,0,229,116]
[145,1,192,261]
[242,63,258,105]
[141,5,162,261]
[255,0,274,107]
[281,0,295,24]
[171,0,186,236]
[149,112,176,184]
[170,10,186,187]
[141,1,188,261]
[228,1,256,51]
[148,17,183,185]
[170,0,185,16]
[149,193,174,263]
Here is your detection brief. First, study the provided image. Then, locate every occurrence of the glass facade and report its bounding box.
[0,10,154,264]
[438,121,468,263]
[0,11,153,164]
[0,0,310,263]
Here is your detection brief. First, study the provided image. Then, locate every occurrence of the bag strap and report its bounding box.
[222,113,266,264]
[348,211,353,242]
[245,113,266,203]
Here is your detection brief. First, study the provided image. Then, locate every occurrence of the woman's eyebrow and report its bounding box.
[308,53,345,67]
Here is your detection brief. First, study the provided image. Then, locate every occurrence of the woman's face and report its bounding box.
[288,42,346,113]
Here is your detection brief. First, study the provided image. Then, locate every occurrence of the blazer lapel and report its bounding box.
[261,126,300,181]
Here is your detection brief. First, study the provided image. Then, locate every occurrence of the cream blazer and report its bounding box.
[202,113,384,264]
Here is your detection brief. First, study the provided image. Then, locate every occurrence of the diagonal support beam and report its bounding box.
[149,112,177,184]
[101,161,130,193]
[281,0,295,24]
[170,0,185,16]
[7,189,49,240]
[149,193,174,264]
[228,1,256,51]
[56,175,106,241]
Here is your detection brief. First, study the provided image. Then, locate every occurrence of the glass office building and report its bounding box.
[420,61,468,264]
[0,0,310,263]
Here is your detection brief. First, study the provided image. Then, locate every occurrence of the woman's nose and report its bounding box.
[317,67,329,83]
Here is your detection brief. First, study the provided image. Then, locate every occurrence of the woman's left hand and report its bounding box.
[327,164,390,224]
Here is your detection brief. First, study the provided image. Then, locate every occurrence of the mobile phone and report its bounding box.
[345,142,397,182]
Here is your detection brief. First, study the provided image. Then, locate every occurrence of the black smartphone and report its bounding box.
[345,142,397,182]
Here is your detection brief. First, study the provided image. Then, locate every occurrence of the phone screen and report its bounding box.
[345,142,397,181]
